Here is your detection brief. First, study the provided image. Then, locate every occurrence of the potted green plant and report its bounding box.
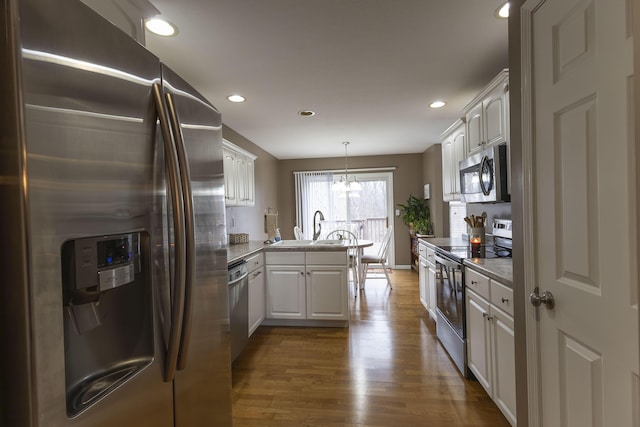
[397,194,432,235]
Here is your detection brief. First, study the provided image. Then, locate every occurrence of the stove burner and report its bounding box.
[493,248,512,258]
[436,244,512,263]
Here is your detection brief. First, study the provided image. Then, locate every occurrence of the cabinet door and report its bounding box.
[223,148,237,206]
[466,289,492,395]
[244,157,255,206]
[419,260,428,310]
[248,267,265,336]
[451,131,465,197]
[235,155,248,205]
[465,103,484,156]
[306,265,348,320]
[427,265,437,321]
[441,138,454,201]
[490,306,516,426]
[483,82,508,148]
[266,266,306,319]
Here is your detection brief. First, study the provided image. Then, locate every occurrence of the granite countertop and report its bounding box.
[418,237,513,288]
[227,239,348,264]
[463,258,513,288]
[262,240,348,252]
[227,241,268,264]
[418,237,469,248]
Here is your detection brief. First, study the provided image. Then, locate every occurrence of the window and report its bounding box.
[294,170,395,265]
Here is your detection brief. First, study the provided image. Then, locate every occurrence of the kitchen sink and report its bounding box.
[311,240,344,246]
[271,239,345,247]
[273,240,314,246]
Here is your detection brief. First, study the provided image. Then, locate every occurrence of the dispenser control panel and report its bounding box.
[70,232,141,291]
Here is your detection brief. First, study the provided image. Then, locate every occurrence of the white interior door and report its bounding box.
[522,0,638,425]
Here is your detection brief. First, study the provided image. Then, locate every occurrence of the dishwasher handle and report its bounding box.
[434,253,463,271]
[228,271,249,286]
[228,260,249,286]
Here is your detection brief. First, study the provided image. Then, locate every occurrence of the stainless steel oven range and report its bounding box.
[435,248,468,377]
[435,219,513,377]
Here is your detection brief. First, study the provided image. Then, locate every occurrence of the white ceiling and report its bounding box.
[144,0,509,159]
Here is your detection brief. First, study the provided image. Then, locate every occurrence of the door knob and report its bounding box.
[529,287,555,309]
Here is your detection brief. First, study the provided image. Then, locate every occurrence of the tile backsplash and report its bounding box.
[465,202,511,236]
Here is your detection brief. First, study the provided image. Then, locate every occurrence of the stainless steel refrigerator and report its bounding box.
[0,0,233,425]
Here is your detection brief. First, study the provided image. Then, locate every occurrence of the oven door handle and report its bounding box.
[435,253,463,270]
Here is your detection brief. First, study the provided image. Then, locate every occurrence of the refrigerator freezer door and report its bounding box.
[161,64,233,426]
[2,0,174,424]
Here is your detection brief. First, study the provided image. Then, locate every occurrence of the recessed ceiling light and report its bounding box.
[298,110,315,117]
[227,94,246,103]
[429,101,446,109]
[495,2,510,19]
[145,17,178,37]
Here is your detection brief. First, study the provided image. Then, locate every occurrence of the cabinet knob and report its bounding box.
[501,297,509,303]
[471,280,478,285]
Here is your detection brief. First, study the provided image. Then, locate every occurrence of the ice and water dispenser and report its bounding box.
[61,232,153,417]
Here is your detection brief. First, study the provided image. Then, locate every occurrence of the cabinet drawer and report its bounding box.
[265,251,305,265]
[465,268,490,300]
[306,251,347,266]
[246,252,264,273]
[490,280,513,317]
[418,243,427,258]
[425,246,436,266]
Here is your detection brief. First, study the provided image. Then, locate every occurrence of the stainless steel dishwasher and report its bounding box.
[228,260,249,362]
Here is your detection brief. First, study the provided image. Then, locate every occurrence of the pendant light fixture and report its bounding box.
[332,141,362,194]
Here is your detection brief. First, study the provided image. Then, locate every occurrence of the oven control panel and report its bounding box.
[492,219,512,239]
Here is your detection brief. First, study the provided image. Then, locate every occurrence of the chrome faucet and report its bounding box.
[312,210,325,240]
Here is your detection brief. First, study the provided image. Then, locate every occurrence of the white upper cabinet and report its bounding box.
[223,139,257,207]
[440,120,465,202]
[462,69,509,157]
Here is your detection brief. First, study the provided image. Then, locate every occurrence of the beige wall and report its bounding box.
[277,154,424,266]
[223,125,279,241]
[220,128,448,267]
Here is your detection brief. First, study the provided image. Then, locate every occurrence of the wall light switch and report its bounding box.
[395,209,400,217]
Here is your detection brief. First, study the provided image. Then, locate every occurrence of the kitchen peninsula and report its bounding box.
[228,240,351,331]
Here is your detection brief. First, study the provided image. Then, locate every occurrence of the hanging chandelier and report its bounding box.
[332,141,362,193]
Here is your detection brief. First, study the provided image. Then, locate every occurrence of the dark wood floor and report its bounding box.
[231,269,510,426]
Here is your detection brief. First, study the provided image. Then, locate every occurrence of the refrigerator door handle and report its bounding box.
[153,83,187,382]
[164,92,196,371]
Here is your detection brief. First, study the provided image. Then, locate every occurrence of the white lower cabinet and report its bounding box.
[265,251,348,322]
[465,268,516,426]
[427,265,436,321]
[247,253,265,335]
[490,303,516,425]
[418,243,437,321]
[466,290,492,393]
[266,265,306,319]
[419,257,428,310]
[306,265,348,320]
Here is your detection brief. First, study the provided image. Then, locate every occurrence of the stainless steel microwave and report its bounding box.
[459,144,510,203]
